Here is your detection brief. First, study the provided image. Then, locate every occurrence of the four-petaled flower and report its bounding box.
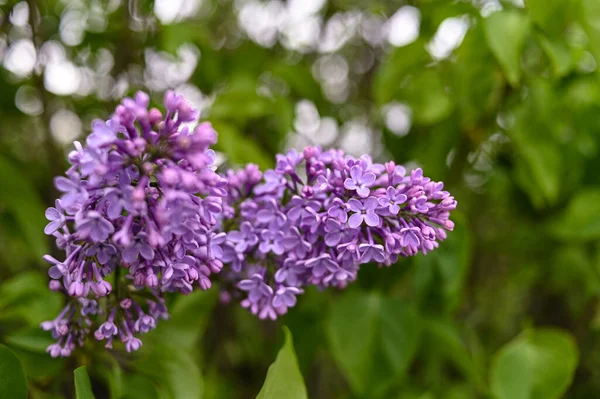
[347,197,381,228]
[378,187,407,215]
[344,165,376,198]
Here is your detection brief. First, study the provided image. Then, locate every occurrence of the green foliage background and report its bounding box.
[0,0,598,397]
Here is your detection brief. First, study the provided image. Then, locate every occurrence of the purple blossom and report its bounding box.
[218,146,456,320]
[344,165,376,198]
[272,286,303,308]
[41,90,226,357]
[347,198,380,228]
[44,200,66,235]
[378,187,407,215]
[238,274,273,303]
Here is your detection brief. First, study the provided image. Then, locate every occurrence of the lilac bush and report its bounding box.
[41,91,226,357]
[219,148,457,320]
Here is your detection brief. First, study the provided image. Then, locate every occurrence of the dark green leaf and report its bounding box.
[256,326,307,399]
[0,344,27,399]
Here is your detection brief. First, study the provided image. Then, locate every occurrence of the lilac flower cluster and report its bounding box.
[41,91,226,356]
[219,148,457,319]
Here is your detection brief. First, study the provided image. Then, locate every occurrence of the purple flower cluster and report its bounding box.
[219,147,457,319]
[41,91,226,356]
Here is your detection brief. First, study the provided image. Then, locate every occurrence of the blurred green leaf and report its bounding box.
[484,10,530,87]
[0,344,27,399]
[7,346,64,380]
[211,121,273,169]
[256,326,307,399]
[526,0,570,36]
[0,155,48,259]
[490,328,578,399]
[135,344,203,399]
[404,70,454,125]
[120,374,160,399]
[580,0,600,66]
[74,366,95,399]
[453,22,504,127]
[0,272,62,326]
[537,34,573,77]
[423,319,486,393]
[414,214,471,313]
[145,289,217,350]
[326,292,420,397]
[373,40,429,105]
[5,328,56,354]
[547,189,600,241]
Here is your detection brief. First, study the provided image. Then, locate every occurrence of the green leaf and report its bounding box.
[484,11,530,87]
[373,40,429,105]
[120,374,160,399]
[423,319,486,393]
[490,329,579,399]
[135,345,203,399]
[144,289,217,350]
[526,0,570,36]
[74,366,95,399]
[404,70,454,125]
[414,214,471,313]
[7,346,65,380]
[0,272,62,326]
[0,155,48,259]
[256,327,307,399]
[537,34,573,77]
[0,344,27,399]
[580,0,600,66]
[547,189,600,241]
[326,293,420,397]
[5,328,57,353]
[210,121,273,169]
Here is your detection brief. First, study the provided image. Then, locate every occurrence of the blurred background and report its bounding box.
[0,0,599,398]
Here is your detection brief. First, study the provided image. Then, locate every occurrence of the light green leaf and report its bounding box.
[484,11,530,87]
[0,344,27,399]
[547,189,600,241]
[0,155,48,259]
[490,329,579,399]
[256,327,307,399]
[326,293,420,397]
[74,366,95,399]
